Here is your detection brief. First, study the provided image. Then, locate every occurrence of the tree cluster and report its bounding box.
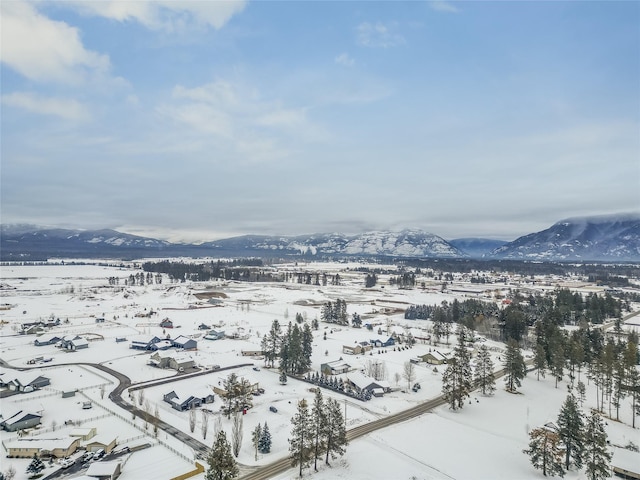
[524,394,611,479]
[289,391,347,477]
[321,299,348,325]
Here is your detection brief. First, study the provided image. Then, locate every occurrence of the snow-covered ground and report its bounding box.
[1,261,638,479]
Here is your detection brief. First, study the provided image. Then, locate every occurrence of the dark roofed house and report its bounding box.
[159,318,174,328]
[370,337,395,348]
[129,335,161,350]
[163,387,214,411]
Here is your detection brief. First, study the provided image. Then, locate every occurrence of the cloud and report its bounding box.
[335,53,355,67]
[63,0,247,32]
[356,21,405,48]
[2,91,90,121]
[161,79,321,163]
[0,1,110,84]
[429,1,460,13]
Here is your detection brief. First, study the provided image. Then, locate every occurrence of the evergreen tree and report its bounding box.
[474,344,496,396]
[261,320,282,368]
[205,431,239,480]
[557,394,585,471]
[523,426,565,477]
[533,341,547,381]
[503,339,527,393]
[258,422,272,454]
[583,411,612,480]
[311,389,327,471]
[26,455,44,475]
[289,399,314,477]
[324,398,347,465]
[442,327,473,410]
[279,370,288,384]
[251,424,262,461]
[301,323,314,373]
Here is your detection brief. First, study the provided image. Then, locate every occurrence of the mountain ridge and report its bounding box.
[2,213,639,262]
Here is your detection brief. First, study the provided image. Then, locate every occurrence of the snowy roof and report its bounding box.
[86,461,121,476]
[70,337,89,346]
[347,371,390,390]
[130,335,161,344]
[10,372,49,386]
[5,436,77,451]
[166,386,213,403]
[1,409,42,426]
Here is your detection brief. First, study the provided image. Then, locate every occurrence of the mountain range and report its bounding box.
[1,213,638,262]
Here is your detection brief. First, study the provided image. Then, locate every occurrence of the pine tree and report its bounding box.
[442,326,473,410]
[251,424,262,461]
[289,399,314,477]
[523,426,565,477]
[258,422,272,454]
[301,323,313,373]
[324,398,347,465]
[26,454,44,474]
[583,411,612,480]
[262,320,282,368]
[557,394,585,471]
[311,389,327,471]
[533,341,547,381]
[503,339,527,393]
[279,370,288,385]
[474,344,496,396]
[205,431,239,480]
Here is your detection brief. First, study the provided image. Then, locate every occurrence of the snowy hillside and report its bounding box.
[489,213,640,261]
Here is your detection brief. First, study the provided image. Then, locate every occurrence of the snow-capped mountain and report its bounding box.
[203,230,465,258]
[0,225,174,260]
[488,213,640,261]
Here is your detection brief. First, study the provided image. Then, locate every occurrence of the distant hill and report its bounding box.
[487,213,640,261]
[0,226,464,260]
[2,214,639,262]
[449,238,508,258]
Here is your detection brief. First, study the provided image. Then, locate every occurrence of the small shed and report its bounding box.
[70,426,97,441]
[159,318,174,328]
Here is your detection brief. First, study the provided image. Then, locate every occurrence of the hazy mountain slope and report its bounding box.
[449,238,508,258]
[488,213,640,261]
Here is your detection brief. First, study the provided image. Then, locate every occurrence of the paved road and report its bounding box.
[237,362,532,480]
[0,357,252,460]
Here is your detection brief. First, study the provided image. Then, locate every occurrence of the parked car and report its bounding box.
[269,406,278,413]
[59,458,74,469]
[92,449,105,460]
[82,451,94,462]
[252,367,260,371]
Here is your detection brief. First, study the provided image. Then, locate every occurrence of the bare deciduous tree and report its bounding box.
[137,389,145,407]
[231,412,243,458]
[143,400,151,430]
[201,410,209,440]
[100,384,106,399]
[153,405,160,437]
[189,408,197,433]
[403,361,416,391]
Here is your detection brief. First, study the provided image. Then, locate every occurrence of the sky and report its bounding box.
[1,0,639,243]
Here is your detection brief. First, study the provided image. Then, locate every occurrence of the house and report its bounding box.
[163,387,215,411]
[346,371,390,396]
[0,409,42,431]
[61,335,89,350]
[69,427,97,441]
[172,335,197,350]
[5,436,80,458]
[34,334,62,346]
[159,318,174,328]
[204,329,225,341]
[129,335,161,350]
[6,373,51,392]
[321,359,351,376]
[419,350,449,365]
[66,337,89,350]
[149,352,195,372]
[198,323,211,330]
[370,337,395,348]
[86,461,122,480]
[86,434,117,453]
[342,343,372,355]
[241,349,263,356]
[151,340,173,351]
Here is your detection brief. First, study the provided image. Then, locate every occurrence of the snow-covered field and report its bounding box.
[0,261,638,480]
